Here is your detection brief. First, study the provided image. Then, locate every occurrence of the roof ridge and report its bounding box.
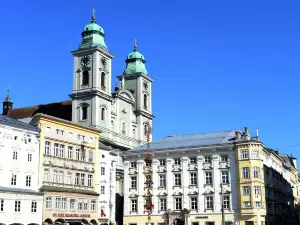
[162,129,242,139]
[11,99,71,111]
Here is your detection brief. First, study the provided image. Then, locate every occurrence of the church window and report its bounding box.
[144,94,148,110]
[81,106,87,120]
[101,72,106,90]
[101,108,105,121]
[82,71,89,86]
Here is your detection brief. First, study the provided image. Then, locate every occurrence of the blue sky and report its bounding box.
[1,1,300,159]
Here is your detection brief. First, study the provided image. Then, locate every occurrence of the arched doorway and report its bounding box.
[44,219,53,225]
[90,220,97,225]
[82,219,90,225]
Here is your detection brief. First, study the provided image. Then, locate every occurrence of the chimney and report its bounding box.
[244,127,250,140]
[256,128,260,141]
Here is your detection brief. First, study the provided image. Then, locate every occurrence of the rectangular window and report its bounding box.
[159,159,166,166]
[53,171,58,183]
[91,199,96,211]
[190,157,197,164]
[159,198,166,211]
[68,146,73,159]
[80,174,85,185]
[59,171,64,183]
[59,144,65,158]
[253,167,260,178]
[67,172,72,184]
[11,174,17,185]
[70,199,75,210]
[54,143,59,157]
[131,199,137,212]
[45,141,51,155]
[174,174,181,186]
[101,186,105,194]
[84,202,88,211]
[31,201,37,212]
[174,158,181,165]
[254,186,261,195]
[175,197,182,210]
[101,167,105,175]
[205,172,213,184]
[88,174,93,186]
[78,200,83,210]
[15,200,21,212]
[252,150,259,159]
[243,201,251,208]
[131,176,137,189]
[75,173,80,185]
[223,196,230,209]
[221,155,228,162]
[221,171,229,184]
[204,156,212,163]
[61,198,66,210]
[255,201,262,208]
[241,150,249,159]
[242,167,250,178]
[81,149,85,161]
[130,162,137,168]
[55,197,61,209]
[13,151,18,160]
[122,122,126,134]
[0,199,4,212]
[82,106,88,120]
[243,186,251,195]
[206,196,214,209]
[89,151,93,163]
[26,175,31,187]
[190,173,197,185]
[76,149,80,160]
[28,153,32,162]
[46,197,52,209]
[190,197,198,210]
[159,174,166,187]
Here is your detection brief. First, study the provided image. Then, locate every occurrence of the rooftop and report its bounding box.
[0,114,40,133]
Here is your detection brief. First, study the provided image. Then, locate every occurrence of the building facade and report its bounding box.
[0,114,43,225]
[29,113,100,225]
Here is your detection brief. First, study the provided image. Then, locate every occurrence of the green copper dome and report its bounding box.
[124,44,148,75]
[79,16,108,51]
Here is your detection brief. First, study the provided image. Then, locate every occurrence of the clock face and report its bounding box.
[101,57,107,68]
[81,55,90,66]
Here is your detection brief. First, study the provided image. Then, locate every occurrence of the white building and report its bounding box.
[0,113,43,225]
[122,130,239,225]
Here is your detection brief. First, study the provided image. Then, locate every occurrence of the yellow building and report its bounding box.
[30,113,100,225]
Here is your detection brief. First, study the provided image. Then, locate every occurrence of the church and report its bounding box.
[2,12,154,225]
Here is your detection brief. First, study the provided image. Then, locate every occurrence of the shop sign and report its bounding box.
[53,213,91,218]
[195,216,208,219]
[99,219,109,223]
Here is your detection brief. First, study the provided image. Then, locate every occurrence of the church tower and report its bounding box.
[2,88,13,115]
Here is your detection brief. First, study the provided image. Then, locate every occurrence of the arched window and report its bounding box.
[82,71,89,86]
[81,106,87,120]
[101,108,105,121]
[144,124,148,135]
[101,72,106,90]
[144,94,148,110]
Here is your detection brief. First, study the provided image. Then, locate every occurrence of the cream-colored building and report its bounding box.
[29,113,100,225]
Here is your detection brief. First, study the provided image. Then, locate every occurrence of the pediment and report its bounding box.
[116,90,135,103]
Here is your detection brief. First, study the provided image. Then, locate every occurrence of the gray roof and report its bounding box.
[131,130,238,152]
[0,114,40,133]
[0,186,43,195]
[279,153,295,168]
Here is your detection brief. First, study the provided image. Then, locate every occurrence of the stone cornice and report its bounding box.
[71,46,114,59]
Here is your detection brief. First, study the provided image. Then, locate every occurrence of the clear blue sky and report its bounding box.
[1,1,300,159]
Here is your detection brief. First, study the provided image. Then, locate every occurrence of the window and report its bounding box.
[88,174,93,186]
[46,197,52,209]
[80,174,85,185]
[204,156,212,163]
[26,175,31,187]
[53,171,58,183]
[81,149,86,161]
[84,202,88,211]
[206,223,215,225]
[190,197,198,210]
[101,167,105,175]
[101,186,105,194]
[174,174,181,186]
[205,172,213,185]
[13,151,18,160]
[56,197,61,209]
[159,174,166,187]
[66,172,72,184]
[101,72,106,90]
[174,158,181,165]
[81,106,88,120]
[59,171,64,183]
[175,197,182,210]
[242,167,250,178]
[68,146,73,159]
[144,124,148,135]
[75,173,80,185]
[243,186,251,195]
[206,196,213,209]
[131,199,137,212]
[243,201,251,208]
[82,70,89,86]
[78,199,83,210]
[102,154,105,158]
[31,201,37,212]
[15,200,21,212]
[89,151,93,163]
[59,144,65,158]
[255,201,262,208]
[253,167,260,178]
[70,199,75,210]
[76,149,80,160]
[122,122,126,134]
[241,150,249,159]
[159,159,166,166]
[159,198,166,211]
[45,141,51,155]
[144,94,148,110]
[91,199,96,211]
[252,150,259,159]
[11,174,17,185]
[14,136,18,140]
[0,199,4,211]
[221,155,228,162]
[190,173,197,185]
[61,198,67,210]
[28,153,32,162]
[221,171,229,184]
[54,143,59,157]
[130,162,137,168]
[223,196,230,209]
[190,157,197,164]
[101,108,105,121]
[192,223,199,225]
[254,186,261,195]
[131,176,137,189]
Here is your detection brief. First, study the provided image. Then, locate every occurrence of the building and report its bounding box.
[0,113,43,225]
[5,11,155,225]
[29,113,100,225]
[122,127,300,225]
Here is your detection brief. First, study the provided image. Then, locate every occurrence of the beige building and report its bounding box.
[29,113,100,225]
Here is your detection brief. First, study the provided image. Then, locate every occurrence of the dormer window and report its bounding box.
[82,71,89,86]
[81,106,87,120]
